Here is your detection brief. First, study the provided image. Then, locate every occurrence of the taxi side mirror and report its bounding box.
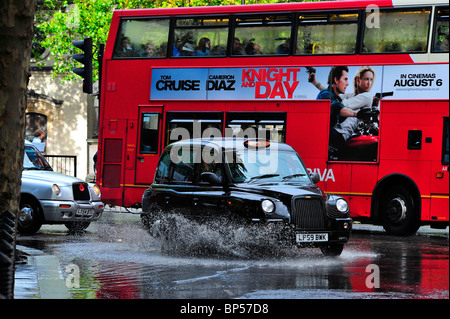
[310,172,320,184]
[200,172,222,185]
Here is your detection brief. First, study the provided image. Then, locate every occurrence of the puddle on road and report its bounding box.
[42,212,387,299]
[16,212,447,299]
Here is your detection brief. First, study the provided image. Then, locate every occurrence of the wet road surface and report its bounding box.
[15,211,449,300]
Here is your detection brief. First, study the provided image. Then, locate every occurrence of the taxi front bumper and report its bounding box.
[40,200,104,223]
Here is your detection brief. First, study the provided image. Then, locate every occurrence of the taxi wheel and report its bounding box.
[141,212,163,238]
[17,198,43,235]
[65,222,90,232]
[320,244,344,257]
[160,216,180,253]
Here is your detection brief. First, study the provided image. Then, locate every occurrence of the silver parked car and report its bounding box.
[19,141,103,234]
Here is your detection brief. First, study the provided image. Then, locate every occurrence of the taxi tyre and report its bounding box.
[65,221,91,232]
[141,211,164,238]
[159,215,180,253]
[320,243,345,257]
[18,196,43,235]
[380,185,420,236]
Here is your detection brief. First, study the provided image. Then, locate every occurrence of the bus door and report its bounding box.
[135,106,163,184]
[430,116,449,222]
[101,118,127,190]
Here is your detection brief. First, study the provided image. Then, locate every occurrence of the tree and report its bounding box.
[0,0,36,299]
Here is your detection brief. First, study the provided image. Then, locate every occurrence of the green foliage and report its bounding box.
[35,0,320,82]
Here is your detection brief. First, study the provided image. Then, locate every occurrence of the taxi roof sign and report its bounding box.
[244,139,270,148]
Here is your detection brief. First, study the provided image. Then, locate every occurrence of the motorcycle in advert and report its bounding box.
[330,92,393,162]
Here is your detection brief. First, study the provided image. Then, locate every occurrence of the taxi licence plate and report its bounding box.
[296,233,328,243]
[76,208,94,218]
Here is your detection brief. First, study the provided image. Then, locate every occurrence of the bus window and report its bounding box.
[173,16,229,57]
[296,12,359,55]
[140,113,159,154]
[113,18,170,58]
[166,112,223,145]
[432,7,449,52]
[225,112,286,142]
[233,14,292,56]
[363,8,431,53]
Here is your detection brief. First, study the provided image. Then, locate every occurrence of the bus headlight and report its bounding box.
[336,198,349,213]
[261,199,275,213]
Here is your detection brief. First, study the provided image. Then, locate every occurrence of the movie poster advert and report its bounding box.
[150,65,448,101]
[381,64,449,100]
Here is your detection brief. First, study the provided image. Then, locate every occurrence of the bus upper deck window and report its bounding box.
[296,12,358,55]
[113,18,170,58]
[173,16,229,57]
[233,14,292,56]
[363,8,431,53]
[432,6,449,53]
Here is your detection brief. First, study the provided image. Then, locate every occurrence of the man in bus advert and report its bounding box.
[312,66,378,158]
[316,66,351,154]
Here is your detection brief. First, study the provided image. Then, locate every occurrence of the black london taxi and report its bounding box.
[141,138,352,256]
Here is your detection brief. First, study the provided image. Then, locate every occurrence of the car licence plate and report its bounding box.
[296,233,328,243]
[76,208,94,218]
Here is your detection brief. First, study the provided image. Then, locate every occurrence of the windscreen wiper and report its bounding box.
[248,174,280,182]
[282,173,306,181]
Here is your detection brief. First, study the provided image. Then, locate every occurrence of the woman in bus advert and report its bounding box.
[311,66,378,162]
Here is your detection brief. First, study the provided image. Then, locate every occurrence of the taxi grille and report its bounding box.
[291,197,326,230]
[72,182,90,201]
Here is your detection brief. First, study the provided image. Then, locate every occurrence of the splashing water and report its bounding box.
[140,211,316,259]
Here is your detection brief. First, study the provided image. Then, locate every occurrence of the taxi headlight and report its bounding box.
[336,198,349,212]
[261,199,275,213]
[52,184,61,196]
[93,184,101,197]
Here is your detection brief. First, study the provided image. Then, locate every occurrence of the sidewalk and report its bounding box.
[14,245,70,299]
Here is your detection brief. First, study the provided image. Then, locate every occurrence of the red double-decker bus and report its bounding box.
[97,0,449,235]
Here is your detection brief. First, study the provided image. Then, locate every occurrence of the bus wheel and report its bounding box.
[380,185,420,236]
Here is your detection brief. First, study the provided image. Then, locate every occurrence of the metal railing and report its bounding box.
[45,155,77,177]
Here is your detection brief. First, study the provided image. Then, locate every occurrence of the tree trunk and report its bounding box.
[0,0,36,299]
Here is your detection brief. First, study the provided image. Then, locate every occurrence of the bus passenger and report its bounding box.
[437,29,449,51]
[117,36,136,57]
[141,42,156,57]
[180,42,195,56]
[245,42,262,55]
[195,37,211,56]
[276,39,290,54]
[157,43,167,57]
[232,37,245,55]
